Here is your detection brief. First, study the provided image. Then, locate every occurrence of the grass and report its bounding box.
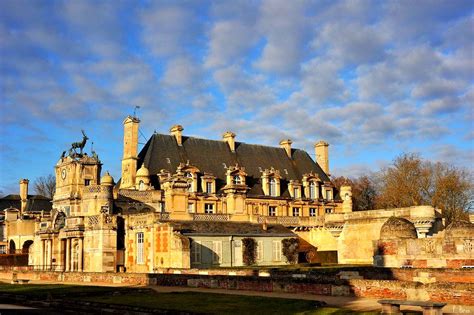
[0,283,382,314]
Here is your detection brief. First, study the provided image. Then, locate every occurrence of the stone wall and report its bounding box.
[336,206,442,264]
[0,267,472,305]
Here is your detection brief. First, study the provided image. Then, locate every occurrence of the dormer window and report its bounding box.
[201,173,216,194]
[293,187,299,198]
[186,172,193,192]
[269,178,277,197]
[225,164,247,187]
[233,175,242,185]
[262,168,281,197]
[326,189,333,200]
[309,181,317,199]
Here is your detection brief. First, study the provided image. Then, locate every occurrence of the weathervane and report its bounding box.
[133,105,140,118]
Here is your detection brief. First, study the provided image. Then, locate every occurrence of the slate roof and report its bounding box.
[137,133,336,198]
[169,221,295,236]
[0,194,52,212]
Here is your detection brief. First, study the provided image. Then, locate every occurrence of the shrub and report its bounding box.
[242,238,257,266]
[282,238,299,264]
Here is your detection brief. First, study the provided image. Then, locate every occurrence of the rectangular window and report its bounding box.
[268,206,276,216]
[212,241,222,264]
[187,203,195,213]
[309,183,316,199]
[326,190,332,200]
[292,207,300,217]
[256,241,264,262]
[325,208,333,214]
[204,203,214,214]
[84,179,91,186]
[272,240,281,261]
[206,182,212,193]
[191,240,201,263]
[309,208,317,217]
[293,187,298,198]
[136,232,144,264]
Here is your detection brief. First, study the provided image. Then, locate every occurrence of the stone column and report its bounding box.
[78,238,83,272]
[40,240,45,270]
[65,238,70,272]
[70,238,75,272]
[48,239,53,270]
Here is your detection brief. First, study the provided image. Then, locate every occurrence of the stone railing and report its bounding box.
[157,212,170,221]
[257,216,299,225]
[82,185,112,199]
[324,213,345,223]
[87,215,100,227]
[256,215,326,226]
[118,189,153,202]
[193,214,231,222]
[300,216,325,226]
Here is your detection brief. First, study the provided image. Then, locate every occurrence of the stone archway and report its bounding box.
[22,240,33,254]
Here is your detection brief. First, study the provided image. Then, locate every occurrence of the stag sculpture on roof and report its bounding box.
[69,130,88,156]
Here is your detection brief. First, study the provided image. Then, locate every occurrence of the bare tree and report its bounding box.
[33,174,56,199]
[376,153,473,225]
[333,175,377,211]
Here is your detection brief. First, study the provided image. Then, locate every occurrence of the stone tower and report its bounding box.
[121,116,140,189]
[53,155,101,216]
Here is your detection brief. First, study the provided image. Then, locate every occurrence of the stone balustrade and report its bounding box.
[193,214,231,222]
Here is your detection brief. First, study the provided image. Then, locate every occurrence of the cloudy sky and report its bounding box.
[0,0,473,195]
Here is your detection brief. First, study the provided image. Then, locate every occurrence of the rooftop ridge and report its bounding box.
[152,133,308,153]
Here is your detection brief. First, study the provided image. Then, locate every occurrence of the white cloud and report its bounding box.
[205,20,258,68]
[140,4,200,57]
[255,0,311,75]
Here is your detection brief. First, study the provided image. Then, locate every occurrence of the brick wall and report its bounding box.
[0,267,472,305]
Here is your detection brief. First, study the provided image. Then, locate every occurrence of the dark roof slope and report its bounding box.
[169,221,295,236]
[0,194,52,212]
[138,134,332,197]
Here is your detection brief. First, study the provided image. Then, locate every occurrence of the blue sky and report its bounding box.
[0,0,473,195]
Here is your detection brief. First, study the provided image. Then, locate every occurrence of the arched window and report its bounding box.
[309,181,317,199]
[139,180,145,191]
[233,175,241,185]
[269,178,277,197]
[9,240,16,254]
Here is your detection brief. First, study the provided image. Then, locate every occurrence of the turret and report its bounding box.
[340,185,352,213]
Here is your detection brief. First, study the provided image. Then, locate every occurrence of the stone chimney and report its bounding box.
[19,179,29,214]
[170,125,184,146]
[315,141,329,175]
[279,139,292,158]
[223,131,236,152]
[121,116,140,189]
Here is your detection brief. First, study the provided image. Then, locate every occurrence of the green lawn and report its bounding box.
[0,283,381,314]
